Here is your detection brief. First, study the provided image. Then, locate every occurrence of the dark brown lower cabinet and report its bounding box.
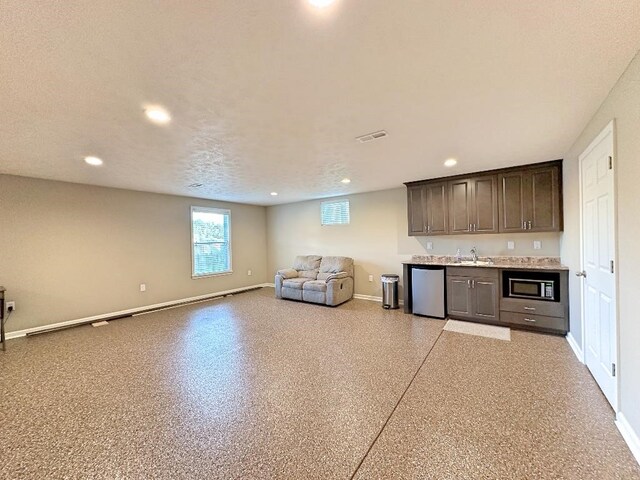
[446,267,499,323]
[499,270,569,334]
[447,276,474,318]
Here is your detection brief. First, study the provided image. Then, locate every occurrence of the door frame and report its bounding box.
[577,119,619,411]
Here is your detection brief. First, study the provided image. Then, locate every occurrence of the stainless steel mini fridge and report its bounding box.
[411,266,445,319]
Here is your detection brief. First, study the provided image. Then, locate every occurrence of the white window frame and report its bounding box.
[190,206,233,278]
[321,199,350,226]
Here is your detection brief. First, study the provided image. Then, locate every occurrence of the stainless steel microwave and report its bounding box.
[508,278,555,301]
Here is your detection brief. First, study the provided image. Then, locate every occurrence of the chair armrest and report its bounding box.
[277,268,299,279]
[325,272,349,282]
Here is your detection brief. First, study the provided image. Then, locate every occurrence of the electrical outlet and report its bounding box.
[6,301,15,312]
[507,241,515,250]
[368,275,373,282]
[140,283,146,292]
[247,269,252,276]
[533,241,541,250]
[426,241,433,250]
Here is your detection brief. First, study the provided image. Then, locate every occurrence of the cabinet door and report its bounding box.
[448,180,472,233]
[407,185,427,235]
[498,172,527,232]
[472,278,499,320]
[447,276,473,318]
[471,176,499,233]
[528,166,561,231]
[425,182,448,235]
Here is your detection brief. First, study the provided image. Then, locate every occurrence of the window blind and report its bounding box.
[191,207,232,277]
[321,200,350,225]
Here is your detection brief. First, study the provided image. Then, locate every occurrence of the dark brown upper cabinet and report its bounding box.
[498,164,562,233]
[406,182,448,235]
[405,160,563,236]
[448,175,498,234]
[407,185,427,235]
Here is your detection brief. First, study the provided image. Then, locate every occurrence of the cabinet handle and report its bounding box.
[467,279,471,288]
[523,221,526,230]
[523,318,536,323]
[469,223,472,231]
[473,223,477,232]
[472,279,475,288]
[528,221,532,229]
[523,306,536,311]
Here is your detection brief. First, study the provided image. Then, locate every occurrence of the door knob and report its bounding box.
[576,271,587,277]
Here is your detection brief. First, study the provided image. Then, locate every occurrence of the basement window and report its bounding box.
[321,199,350,226]
[191,206,232,277]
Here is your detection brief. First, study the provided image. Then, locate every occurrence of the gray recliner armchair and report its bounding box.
[275,255,354,306]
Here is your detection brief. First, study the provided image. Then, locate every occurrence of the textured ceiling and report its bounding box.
[1,1,640,206]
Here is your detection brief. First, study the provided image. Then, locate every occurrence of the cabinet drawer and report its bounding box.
[500,311,567,333]
[500,298,565,318]
[446,266,499,280]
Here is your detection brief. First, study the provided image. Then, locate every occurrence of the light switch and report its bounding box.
[140,283,146,292]
[426,241,433,250]
[533,241,542,250]
[368,275,373,282]
[507,241,515,250]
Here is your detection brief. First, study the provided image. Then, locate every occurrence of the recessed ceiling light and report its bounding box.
[444,158,458,167]
[308,0,335,7]
[341,178,351,184]
[270,192,279,196]
[84,156,103,166]
[144,106,171,124]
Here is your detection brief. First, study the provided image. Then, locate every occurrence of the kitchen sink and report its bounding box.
[457,260,492,266]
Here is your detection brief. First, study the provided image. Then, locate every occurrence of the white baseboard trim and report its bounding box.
[353,293,383,302]
[264,285,402,305]
[566,332,584,363]
[616,412,640,466]
[5,283,270,340]
[353,293,404,306]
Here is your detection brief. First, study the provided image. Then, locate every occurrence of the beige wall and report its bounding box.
[266,188,560,298]
[0,175,268,333]
[561,50,640,435]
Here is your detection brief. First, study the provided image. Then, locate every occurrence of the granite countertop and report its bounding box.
[403,255,569,271]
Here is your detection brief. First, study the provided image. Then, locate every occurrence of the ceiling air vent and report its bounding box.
[188,183,204,188]
[356,130,388,143]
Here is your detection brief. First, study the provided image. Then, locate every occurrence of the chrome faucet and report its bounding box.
[470,246,478,263]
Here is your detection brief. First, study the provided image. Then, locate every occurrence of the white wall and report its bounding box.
[267,187,561,298]
[561,50,640,437]
[0,175,268,333]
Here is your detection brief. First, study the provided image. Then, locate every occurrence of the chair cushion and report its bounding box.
[318,256,354,280]
[293,255,322,271]
[282,278,310,290]
[293,255,322,279]
[276,268,298,279]
[302,280,327,292]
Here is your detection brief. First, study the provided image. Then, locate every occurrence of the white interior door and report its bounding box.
[579,121,617,409]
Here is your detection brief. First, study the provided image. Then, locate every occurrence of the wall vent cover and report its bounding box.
[356,130,388,143]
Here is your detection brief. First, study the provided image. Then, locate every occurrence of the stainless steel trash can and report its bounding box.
[381,274,399,309]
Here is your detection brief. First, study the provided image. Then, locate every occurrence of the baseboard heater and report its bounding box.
[26,286,263,337]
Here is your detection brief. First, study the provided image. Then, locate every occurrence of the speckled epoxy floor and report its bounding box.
[0,287,638,479]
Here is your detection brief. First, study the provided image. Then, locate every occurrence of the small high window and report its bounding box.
[321,199,350,225]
